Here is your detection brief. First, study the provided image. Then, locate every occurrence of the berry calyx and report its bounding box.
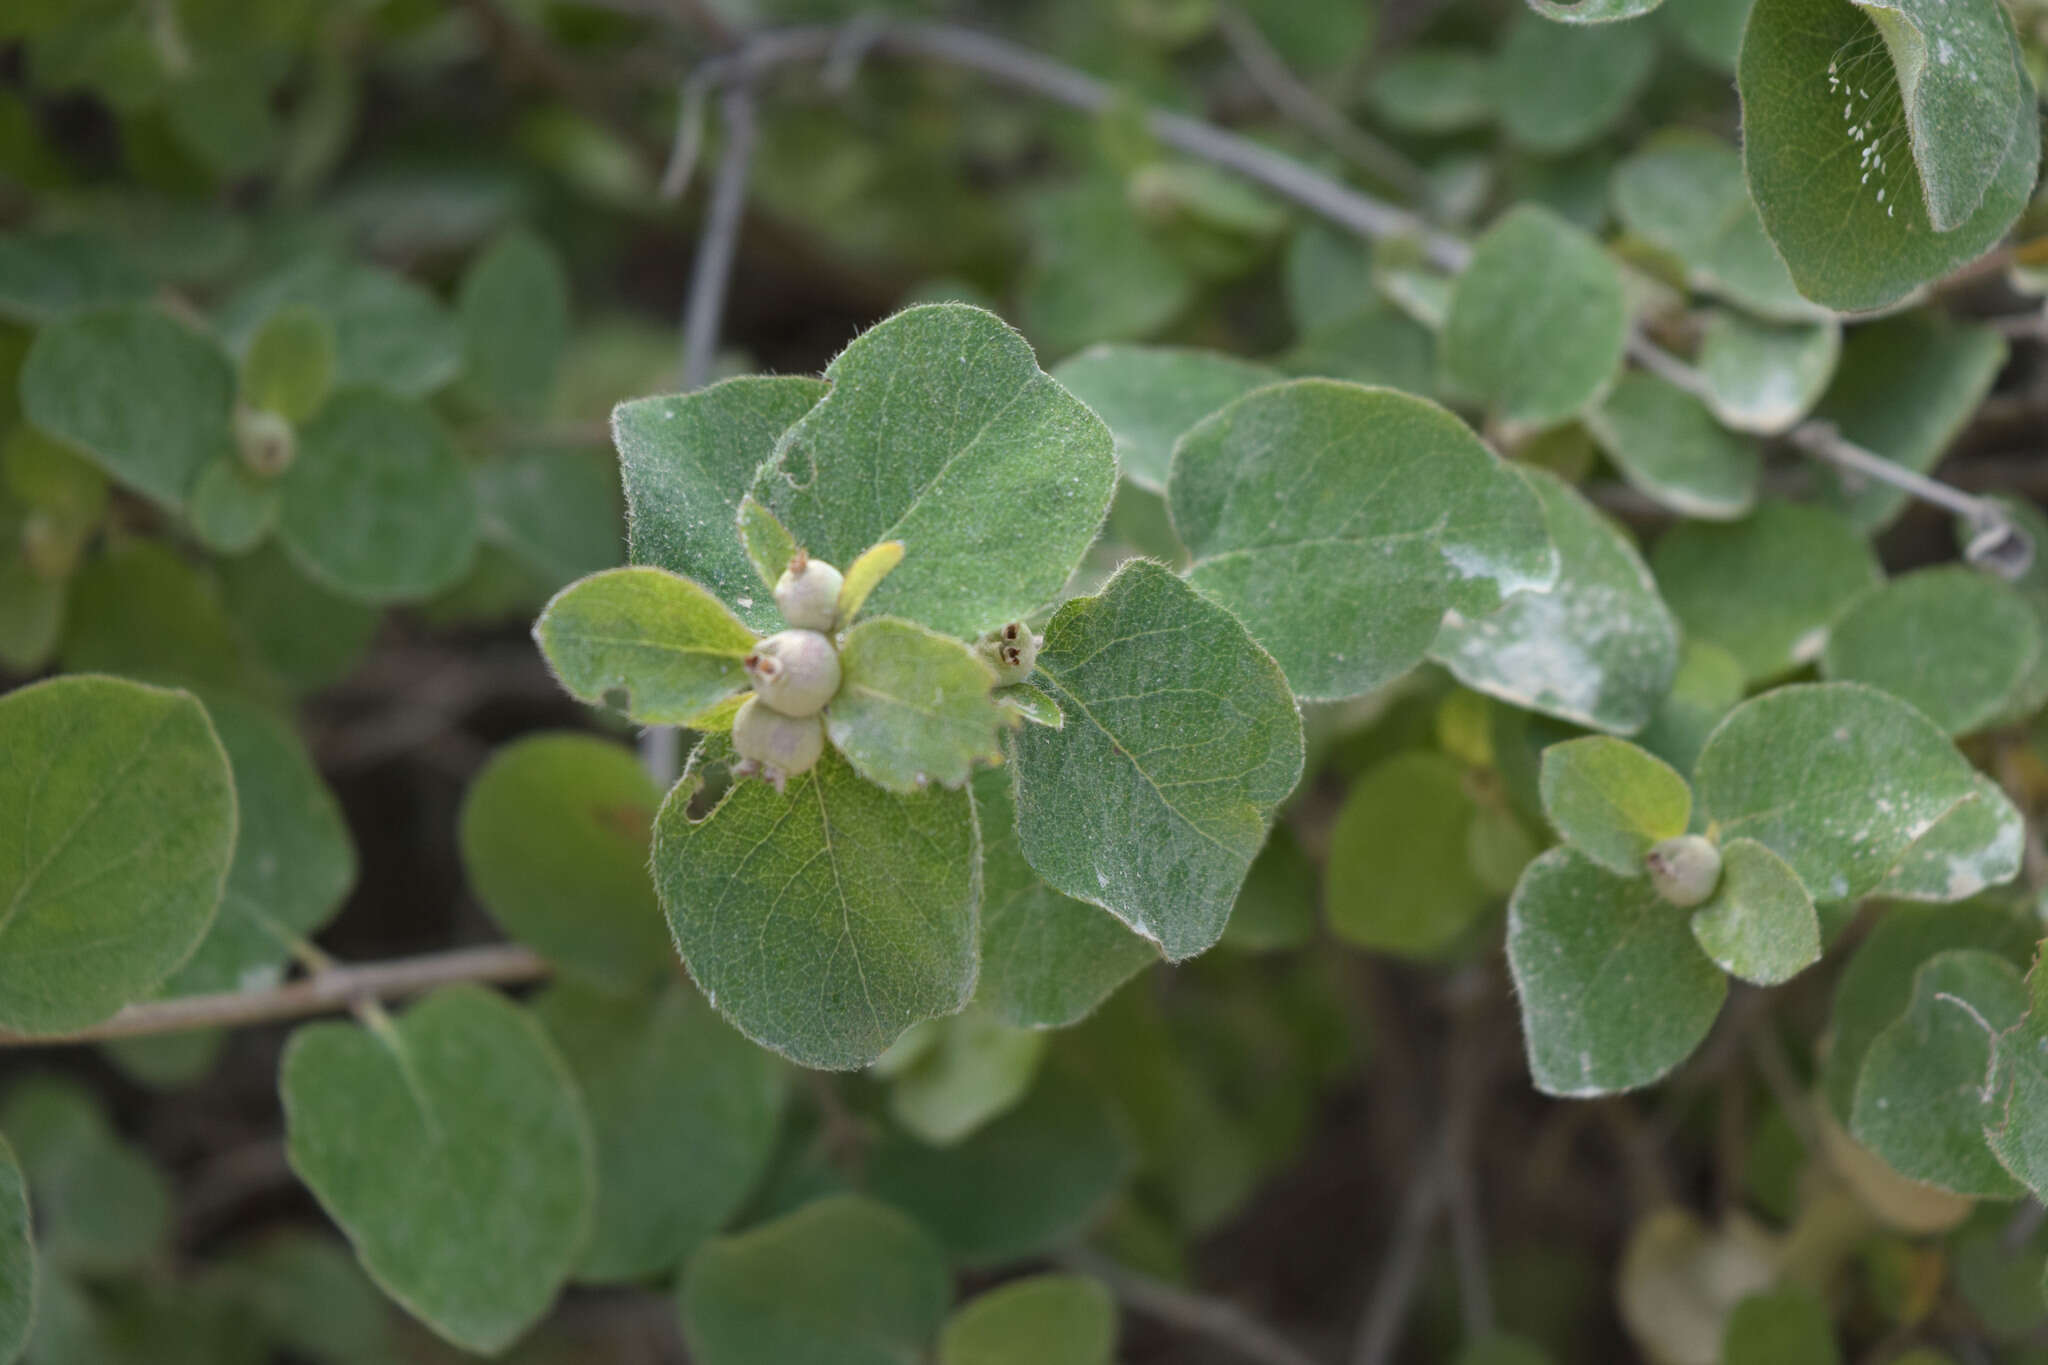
[1646,834,1722,908]
[977,622,1040,684]
[775,550,844,632]
[233,406,296,479]
[744,628,842,717]
[730,696,824,792]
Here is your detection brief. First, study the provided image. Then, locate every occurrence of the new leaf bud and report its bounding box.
[745,628,842,716]
[977,622,1040,684]
[775,550,843,631]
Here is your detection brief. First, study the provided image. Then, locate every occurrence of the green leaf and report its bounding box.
[1431,467,1680,735]
[474,446,623,592]
[1853,0,2025,231]
[1443,206,1628,428]
[532,980,785,1283]
[1986,953,2048,1200]
[185,455,278,555]
[459,733,671,991]
[996,682,1062,729]
[1848,948,2024,1197]
[0,556,62,676]
[1821,567,2041,734]
[164,698,355,997]
[654,742,979,1069]
[239,304,335,424]
[0,1135,32,1365]
[211,1230,397,1365]
[1457,1334,1557,1365]
[60,540,265,698]
[1539,736,1692,875]
[220,255,461,398]
[1282,222,1375,333]
[1222,823,1321,950]
[1494,15,1657,153]
[534,566,758,725]
[1665,0,1758,67]
[1693,682,2018,903]
[278,391,478,602]
[1688,838,1819,986]
[1738,0,2038,311]
[1019,179,1195,356]
[1873,771,2025,902]
[0,675,235,1035]
[615,377,830,634]
[876,1010,1047,1146]
[1611,132,1823,322]
[215,543,381,694]
[681,1194,950,1365]
[1813,313,2008,533]
[1819,901,2036,1122]
[1720,1286,1841,1365]
[21,305,233,509]
[459,229,569,417]
[1584,372,1761,519]
[826,617,1004,793]
[1651,501,1881,683]
[971,767,1156,1030]
[0,231,149,324]
[1170,379,1556,700]
[751,304,1116,639]
[1280,305,1439,396]
[1507,847,1728,1096]
[867,1066,1132,1264]
[0,1077,170,1276]
[1697,313,1840,436]
[1325,751,1494,956]
[1365,48,1495,133]
[1049,344,1280,494]
[938,1274,1115,1365]
[837,540,905,625]
[281,985,596,1355]
[1008,560,1303,961]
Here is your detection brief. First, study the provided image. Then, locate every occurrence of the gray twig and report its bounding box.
[0,944,552,1046]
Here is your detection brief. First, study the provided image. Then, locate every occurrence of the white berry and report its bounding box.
[775,550,844,632]
[745,628,841,716]
[731,696,824,791]
[977,622,1040,684]
[1646,835,1722,908]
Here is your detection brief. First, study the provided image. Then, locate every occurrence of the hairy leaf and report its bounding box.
[0,1136,29,1365]
[0,676,235,1034]
[1325,751,1493,956]
[1009,560,1303,961]
[751,304,1116,638]
[1507,847,1727,1096]
[614,377,828,634]
[1539,736,1691,875]
[219,255,460,398]
[1698,313,1840,435]
[827,617,1004,793]
[1171,379,1555,700]
[534,566,757,725]
[458,229,569,417]
[938,1275,1115,1365]
[1050,344,1280,493]
[1821,567,2040,734]
[1585,372,1760,519]
[1688,838,1819,986]
[281,986,596,1355]
[1495,16,1657,153]
[654,743,980,1069]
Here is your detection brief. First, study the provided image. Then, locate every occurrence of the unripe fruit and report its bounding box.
[745,628,841,716]
[731,696,824,791]
[1646,834,1722,908]
[234,406,297,479]
[18,512,75,582]
[775,550,843,631]
[978,622,1040,684]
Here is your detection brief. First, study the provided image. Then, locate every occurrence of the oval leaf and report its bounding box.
[751,304,1116,639]
[1325,751,1494,956]
[654,743,980,1070]
[1432,467,1680,735]
[1507,846,1729,1096]
[826,617,1004,793]
[1009,560,1303,961]
[0,676,236,1035]
[1170,379,1556,701]
[534,566,758,725]
[1050,344,1281,493]
[1821,566,2041,734]
[1698,312,1841,436]
[1443,205,1628,426]
[1585,372,1761,519]
[939,1274,1116,1365]
[1688,838,1819,986]
[1539,735,1692,875]
[0,1136,30,1365]
[280,985,596,1355]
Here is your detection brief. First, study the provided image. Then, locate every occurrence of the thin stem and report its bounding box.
[0,944,551,1046]
[679,80,758,390]
[1058,1247,1326,1365]
[1350,1161,1447,1365]
[1214,4,1427,199]
[675,18,2022,563]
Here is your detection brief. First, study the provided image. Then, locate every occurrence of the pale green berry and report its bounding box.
[775,550,844,631]
[977,622,1040,684]
[730,696,824,791]
[233,406,296,479]
[745,628,841,716]
[1645,834,1722,908]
